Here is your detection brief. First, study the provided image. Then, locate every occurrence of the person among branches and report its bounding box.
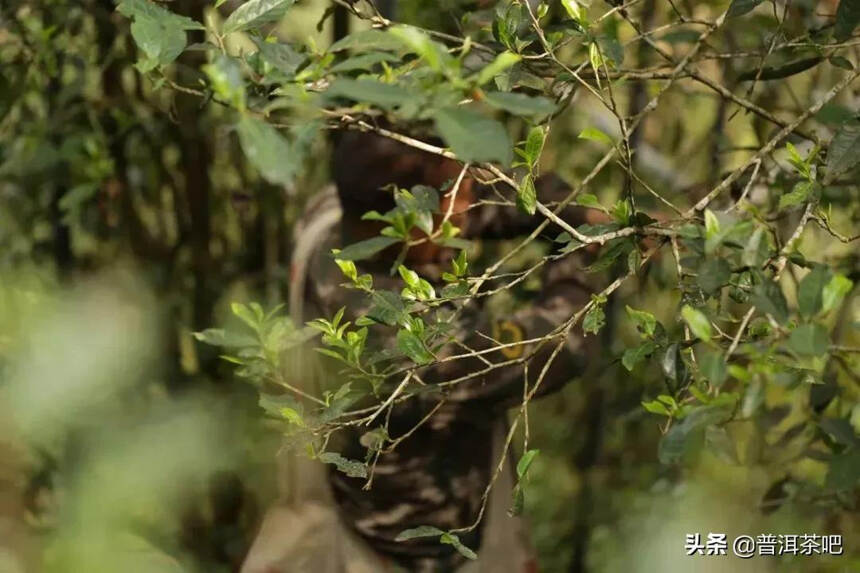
[241,130,605,572]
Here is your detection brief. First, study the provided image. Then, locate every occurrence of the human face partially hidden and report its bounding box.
[407,162,474,265]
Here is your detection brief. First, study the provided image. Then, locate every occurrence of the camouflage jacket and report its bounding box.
[291,134,599,572]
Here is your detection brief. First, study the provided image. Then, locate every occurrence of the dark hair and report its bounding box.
[332,131,458,217]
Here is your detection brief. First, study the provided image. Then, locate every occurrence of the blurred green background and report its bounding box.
[1,1,859,572]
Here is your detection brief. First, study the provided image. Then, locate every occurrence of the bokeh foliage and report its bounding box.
[2,0,860,571]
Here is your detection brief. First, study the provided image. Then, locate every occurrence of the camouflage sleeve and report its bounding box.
[426,256,598,410]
